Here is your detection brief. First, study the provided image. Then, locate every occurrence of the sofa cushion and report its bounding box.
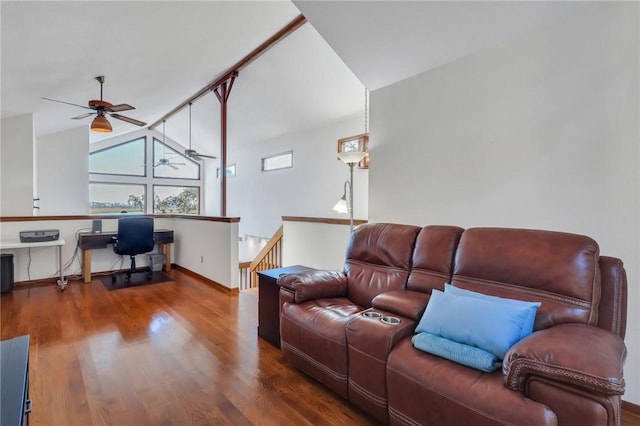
[344,223,421,308]
[406,225,464,293]
[412,332,501,372]
[415,289,540,359]
[452,227,601,329]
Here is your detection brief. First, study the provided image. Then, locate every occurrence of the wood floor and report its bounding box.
[1,270,639,426]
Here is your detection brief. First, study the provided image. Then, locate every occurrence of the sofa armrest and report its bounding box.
[276,270,347,303]
[371,290,431,320]
[503,323,626,396]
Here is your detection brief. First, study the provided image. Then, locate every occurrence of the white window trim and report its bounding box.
[261,150,293,172]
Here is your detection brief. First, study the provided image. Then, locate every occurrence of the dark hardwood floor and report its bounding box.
[1,270,638,426]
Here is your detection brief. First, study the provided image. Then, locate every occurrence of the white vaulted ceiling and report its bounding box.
[2,1,596,155]
[0,1,364,153]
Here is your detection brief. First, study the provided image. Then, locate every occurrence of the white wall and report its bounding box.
[282,220,352,271]
[37,126,89,215]
[369,3,639,404]
[0,216,239,288]
[1,114,34,216]
[228,115,368,261]
[172,218,239,289]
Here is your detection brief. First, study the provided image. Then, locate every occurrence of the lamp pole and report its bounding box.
[348,161,355,233]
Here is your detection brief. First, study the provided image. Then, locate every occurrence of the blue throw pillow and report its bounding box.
[412,332,502,372]
[415,289,540,359]
[444,283,540,338]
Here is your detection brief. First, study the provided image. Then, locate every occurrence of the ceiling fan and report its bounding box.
[153,157,185,170]
[150,120,185,170]
[42,76,146,132]
[183,102,216,161]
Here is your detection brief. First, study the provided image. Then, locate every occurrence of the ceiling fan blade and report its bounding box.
[71,112,95,120]
[108,104,135,112]
[191,154,202,161]
[168,164,179,170]
[42,97,92,110]
[197,154,217,159]
[110,114,146,127]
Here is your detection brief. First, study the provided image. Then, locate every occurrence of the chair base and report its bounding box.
[111,255,152,283]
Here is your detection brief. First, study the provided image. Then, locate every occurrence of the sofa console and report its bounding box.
[277,224,627,426]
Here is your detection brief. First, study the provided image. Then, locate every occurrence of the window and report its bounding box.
[90,137,146,176]
[89,183,146,214]
[262,150,292,172]
[153,186,199,214]
[216,163,236,178]
[153,139,200,179]
[89,134,203,215]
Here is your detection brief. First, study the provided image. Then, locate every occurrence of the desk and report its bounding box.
[78,230,174,283]
[0,239,67,290]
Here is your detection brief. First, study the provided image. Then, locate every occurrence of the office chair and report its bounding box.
[111,217,155,282]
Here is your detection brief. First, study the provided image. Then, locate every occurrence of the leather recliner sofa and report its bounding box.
[277,223,627,426]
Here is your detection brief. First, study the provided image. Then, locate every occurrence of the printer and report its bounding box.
[19,229,60,243]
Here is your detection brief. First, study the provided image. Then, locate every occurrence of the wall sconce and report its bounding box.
[333,151,367,233]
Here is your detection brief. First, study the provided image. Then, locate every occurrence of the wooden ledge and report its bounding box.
[282,216,367,226]
[0,214,240,223]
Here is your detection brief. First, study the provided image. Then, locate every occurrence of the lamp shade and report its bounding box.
[332,196,348,214]
[91,115,112,132]
[337,151,366,164]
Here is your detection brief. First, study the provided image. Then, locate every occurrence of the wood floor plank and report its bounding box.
[2,270,637,426]
[1,271,375,426]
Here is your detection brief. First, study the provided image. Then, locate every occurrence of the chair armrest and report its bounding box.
[277,270,347,303]
[371,290,431,320]
[503,323,626,396]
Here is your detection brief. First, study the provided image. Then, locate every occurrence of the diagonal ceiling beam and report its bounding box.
[149,14,307,130]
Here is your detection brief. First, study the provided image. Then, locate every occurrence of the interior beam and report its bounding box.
[148,14,307,130]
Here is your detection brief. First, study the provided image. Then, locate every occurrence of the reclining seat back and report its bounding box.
[279,222,420,399]
[451,227,601,330]
[406,225,465,294]
[345,223,422,308]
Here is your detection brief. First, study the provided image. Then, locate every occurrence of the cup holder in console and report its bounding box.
[362,311,382,318]
[380,316,401,325]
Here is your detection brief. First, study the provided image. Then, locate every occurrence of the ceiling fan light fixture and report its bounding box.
[90,114,112,132]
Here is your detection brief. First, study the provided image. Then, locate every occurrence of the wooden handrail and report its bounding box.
[236,226,283,289]
[249,226,283,270]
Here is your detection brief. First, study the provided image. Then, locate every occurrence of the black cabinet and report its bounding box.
[1,335,31,426]
[258,265,315,348]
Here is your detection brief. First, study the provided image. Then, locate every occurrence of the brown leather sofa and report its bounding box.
[277,223,627,426]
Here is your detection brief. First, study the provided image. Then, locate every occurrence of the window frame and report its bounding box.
[89,136,147,177]
[89,133,204,215]
[261,150,293,172]
[152,184,201,215]
[88,182,147,214]
[152,138,201,180]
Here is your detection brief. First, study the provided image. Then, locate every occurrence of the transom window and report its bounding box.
[262,150,293,172]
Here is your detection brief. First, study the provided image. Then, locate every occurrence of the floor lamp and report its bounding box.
[333,152,367,233]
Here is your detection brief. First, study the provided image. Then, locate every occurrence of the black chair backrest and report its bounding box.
[115,217,155,256]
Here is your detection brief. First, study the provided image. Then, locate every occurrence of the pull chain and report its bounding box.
[364,88,369,134]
